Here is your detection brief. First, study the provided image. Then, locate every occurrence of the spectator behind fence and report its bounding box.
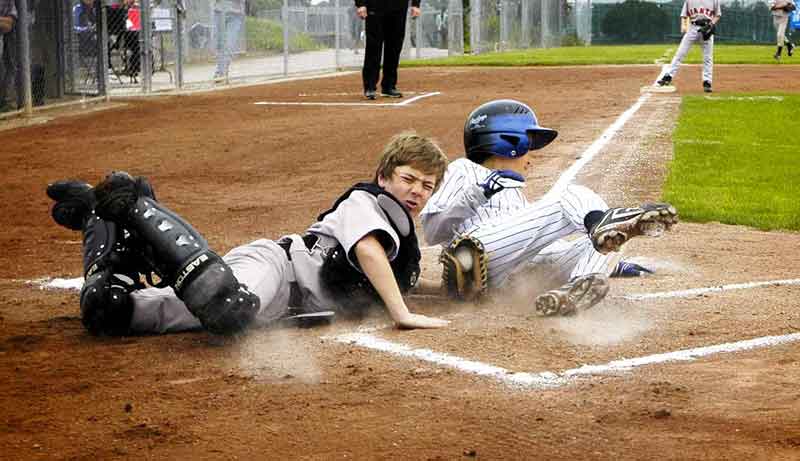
[356,0,421,100]
[770,0,796,60]
[123,0,141,78]
[212,0,245,81]
[0,0,17,111]
[73,0,98,61]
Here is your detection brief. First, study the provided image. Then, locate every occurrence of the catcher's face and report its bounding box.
[378,165,437,216]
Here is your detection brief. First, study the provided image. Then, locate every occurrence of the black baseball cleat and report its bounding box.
[381,88,403,98]
[703,81,712,93]
[364,89,376,100]
[656,74,672,87]
[534,273,610,316]
[788,42,795,57]
[589,203,679,254]
[47,181,95,231]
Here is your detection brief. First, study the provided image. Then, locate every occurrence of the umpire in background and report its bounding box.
[356,0,420,100]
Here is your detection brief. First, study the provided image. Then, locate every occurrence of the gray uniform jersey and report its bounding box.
[665,0,721,83]
[421,158,619,289]
[129,190,399,334]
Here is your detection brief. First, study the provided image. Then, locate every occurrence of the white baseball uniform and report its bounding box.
[664,0,722,84]
[421,158,619,289]
[128,190,404,333]
[771,0,795,47]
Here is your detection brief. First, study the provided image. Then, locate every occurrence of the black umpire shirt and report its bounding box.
[355,0,421,12]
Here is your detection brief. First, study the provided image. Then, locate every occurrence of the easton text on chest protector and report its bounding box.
[317,183,421,316]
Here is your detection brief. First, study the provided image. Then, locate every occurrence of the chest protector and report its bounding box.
[318,183,421,316]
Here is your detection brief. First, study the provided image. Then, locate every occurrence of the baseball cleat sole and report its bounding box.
[591,203,678,254]
[534,273,610,317]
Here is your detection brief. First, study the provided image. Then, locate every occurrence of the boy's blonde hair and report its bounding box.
[373,131,449,192]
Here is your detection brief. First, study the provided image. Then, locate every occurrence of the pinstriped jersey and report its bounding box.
[681,0,721,20]
[420,158,528,246]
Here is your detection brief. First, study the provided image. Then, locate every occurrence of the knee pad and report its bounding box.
[180,258,260,335]
[80,270,136,336]
[94,172,210,288]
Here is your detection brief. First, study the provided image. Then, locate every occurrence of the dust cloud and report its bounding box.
[237,329,322,384]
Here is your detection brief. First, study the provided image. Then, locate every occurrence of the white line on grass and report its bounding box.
[334,331,800,390]
[254,91,440,107]
[703,96,784,102]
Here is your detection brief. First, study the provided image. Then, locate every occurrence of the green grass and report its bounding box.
[245,16,321,54]
[663,94,800,231]
[401,44,800,67]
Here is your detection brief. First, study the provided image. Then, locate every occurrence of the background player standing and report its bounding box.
[657,0,721,93]
[46,132,450,336]
[770,0,796,60]
[421,99,679,316]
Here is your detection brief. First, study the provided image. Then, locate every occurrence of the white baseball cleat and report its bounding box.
[590,203,678,254]
[534,273,610,317]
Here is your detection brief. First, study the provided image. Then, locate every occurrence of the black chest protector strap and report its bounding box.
[318,183,421,315]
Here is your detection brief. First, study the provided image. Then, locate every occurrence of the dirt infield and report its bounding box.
[2,65,800,460]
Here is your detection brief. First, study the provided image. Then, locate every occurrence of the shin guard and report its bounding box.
[79,215,141,336]
[94,172,259,335]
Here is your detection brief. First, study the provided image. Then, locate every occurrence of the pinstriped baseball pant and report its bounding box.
[464,185,618,288]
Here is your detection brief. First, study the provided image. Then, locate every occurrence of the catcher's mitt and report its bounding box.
[440,235,488,302]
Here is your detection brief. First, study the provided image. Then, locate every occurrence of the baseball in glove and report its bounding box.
[440,235,488,302]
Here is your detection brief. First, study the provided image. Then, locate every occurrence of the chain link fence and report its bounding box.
[1,0,784,117]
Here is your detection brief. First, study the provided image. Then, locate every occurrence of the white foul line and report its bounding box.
[335,331,800,390]
[253,91,440,107]
[624,278,800,301]
[544,92,652,199]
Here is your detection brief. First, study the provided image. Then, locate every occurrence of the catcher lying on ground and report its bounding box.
[420,99,679,316]
[46,132,451,336]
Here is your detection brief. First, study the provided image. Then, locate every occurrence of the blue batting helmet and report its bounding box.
[463,99,558,163]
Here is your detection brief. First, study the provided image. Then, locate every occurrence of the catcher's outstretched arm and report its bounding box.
[354,235,449,329]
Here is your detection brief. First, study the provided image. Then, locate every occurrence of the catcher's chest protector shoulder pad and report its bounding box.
[318,183,422,313]
[440,235,488,302]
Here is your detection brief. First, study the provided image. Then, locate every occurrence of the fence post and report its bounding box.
[415,7,422,58]
[334,0,340,69]
[176,0,184,89]
[141,0,152,93]
[16,0,32,115]
[282,0,289,77]
[98,2,108,99]
[470,0,480,54]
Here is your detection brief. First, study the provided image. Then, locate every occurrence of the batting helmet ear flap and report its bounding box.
[528,128,558,151]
